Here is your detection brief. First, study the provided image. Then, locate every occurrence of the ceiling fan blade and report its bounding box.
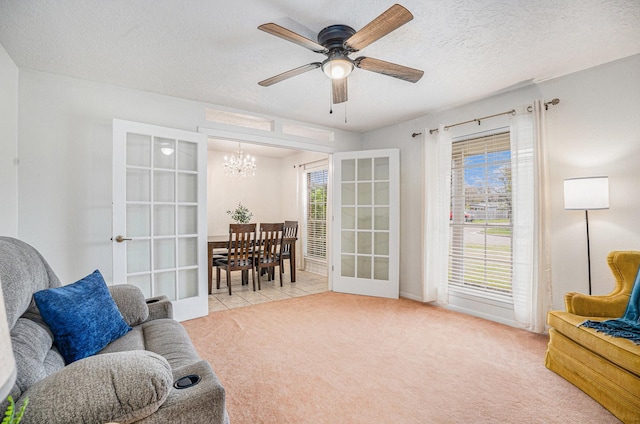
[258,63,322,87]
[343,4,413,52]
[332,78,348,104]
[355,57,424,83]
[258,23,328,53]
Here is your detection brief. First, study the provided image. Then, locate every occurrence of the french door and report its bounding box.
[112,119,208,321]
[331,149,400,299]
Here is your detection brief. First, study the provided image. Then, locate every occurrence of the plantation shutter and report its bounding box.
[449,131,513,300]
[306,169,328,260]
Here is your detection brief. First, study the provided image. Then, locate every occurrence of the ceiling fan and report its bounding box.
[258,3,424,105]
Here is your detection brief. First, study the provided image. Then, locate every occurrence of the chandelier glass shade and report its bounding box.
[223,144,256,177]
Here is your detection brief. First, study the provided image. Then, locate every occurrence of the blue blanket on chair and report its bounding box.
[581,267,640,344]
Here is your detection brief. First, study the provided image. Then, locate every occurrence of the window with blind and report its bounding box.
[449,131,513,301]
[306,169,328,260]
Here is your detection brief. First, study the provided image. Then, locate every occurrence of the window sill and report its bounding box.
[445,286,516,327]
[448,285,513,306]
[304,257,326,265]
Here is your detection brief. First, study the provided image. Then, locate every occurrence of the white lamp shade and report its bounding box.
[322,58,354,80]
[564,176,610,210]
[0,282,17,401]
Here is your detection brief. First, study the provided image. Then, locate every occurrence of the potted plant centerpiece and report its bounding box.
[226,203,253,224]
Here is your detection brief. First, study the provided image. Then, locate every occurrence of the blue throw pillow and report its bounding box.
[34,270,132,364]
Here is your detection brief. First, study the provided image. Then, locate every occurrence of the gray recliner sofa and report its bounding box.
[0,237,228,424]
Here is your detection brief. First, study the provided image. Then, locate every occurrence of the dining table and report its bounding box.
[207,234,297,293]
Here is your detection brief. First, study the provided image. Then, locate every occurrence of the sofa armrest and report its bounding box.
[145,295,173,321]
[20,351,173,424]
[565,291,629,317]
[140,360,228,424]
[109,284,149,326]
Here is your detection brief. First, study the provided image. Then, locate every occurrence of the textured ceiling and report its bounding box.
[1,0,639,133]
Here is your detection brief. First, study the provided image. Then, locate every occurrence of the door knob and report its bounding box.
[114,235,132,243]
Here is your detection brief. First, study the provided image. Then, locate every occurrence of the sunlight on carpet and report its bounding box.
[183,292,619,424]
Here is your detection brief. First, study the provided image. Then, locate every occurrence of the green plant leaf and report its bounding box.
[13,397,28,424]
[226,202,253,224]
[2,396,15,424]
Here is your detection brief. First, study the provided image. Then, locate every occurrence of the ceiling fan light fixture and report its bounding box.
[160,146,175,156]
[322,58,353,80]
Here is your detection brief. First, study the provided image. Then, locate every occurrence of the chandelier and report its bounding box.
[223,144,256,177]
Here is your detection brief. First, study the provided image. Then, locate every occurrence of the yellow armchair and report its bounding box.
[564,250,640,317]
[546,250,640,422]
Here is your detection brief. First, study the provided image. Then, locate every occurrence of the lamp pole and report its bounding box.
[585,210,592,295]
[563,176,609,297]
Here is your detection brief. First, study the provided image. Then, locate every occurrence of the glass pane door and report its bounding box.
[113,120,207,321]
[332,149,399,299]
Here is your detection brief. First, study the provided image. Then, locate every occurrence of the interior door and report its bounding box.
[331,149,399,298]
[112,119,208,321]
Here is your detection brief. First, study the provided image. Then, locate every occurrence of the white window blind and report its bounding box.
[449,131,513,300]
[306,169,328,260]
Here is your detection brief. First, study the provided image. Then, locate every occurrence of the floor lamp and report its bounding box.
[0,283,17,402]
[564,176,610,295]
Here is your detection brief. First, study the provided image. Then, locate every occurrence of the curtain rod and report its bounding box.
[411,98,560,138]
[295,158,328,168]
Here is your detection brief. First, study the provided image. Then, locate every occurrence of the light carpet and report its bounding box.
[183,292,619,423]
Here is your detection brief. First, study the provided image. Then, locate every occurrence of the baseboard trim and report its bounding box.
[399,291,422,301]
[442,303,519,328]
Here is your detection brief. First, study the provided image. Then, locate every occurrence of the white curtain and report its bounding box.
[423,125,452,303]
[510,100,553,332]
[422,101,552,332]
[296,164,306,271]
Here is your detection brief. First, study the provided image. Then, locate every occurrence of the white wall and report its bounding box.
[15,70,360,285]
[0,43,18,237]
[207,150,288,235]
[363,54,640,310]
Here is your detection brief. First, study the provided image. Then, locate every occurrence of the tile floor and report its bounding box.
[208,269,328,311]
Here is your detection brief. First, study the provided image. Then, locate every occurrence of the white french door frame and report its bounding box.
[113,119,208,322]
[331,148,400,299]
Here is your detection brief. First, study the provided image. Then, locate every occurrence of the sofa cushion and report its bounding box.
[20,350,173,424]
[100,325,146,354]
[143,318,201,368]
[547,310,640,376]
[33,270,131,364]
[98,319,201,369]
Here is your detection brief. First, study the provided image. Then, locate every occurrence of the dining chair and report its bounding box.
[209,244,227,293]
[215,223,256,295]
[255,223,284,290]
[280,220,298,282]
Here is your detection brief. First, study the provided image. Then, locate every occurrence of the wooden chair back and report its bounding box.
[215,223,256,295]
[255,223,284,289]
[282,220,298,257]
[257,223,284,265]
[227,223,256,269]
